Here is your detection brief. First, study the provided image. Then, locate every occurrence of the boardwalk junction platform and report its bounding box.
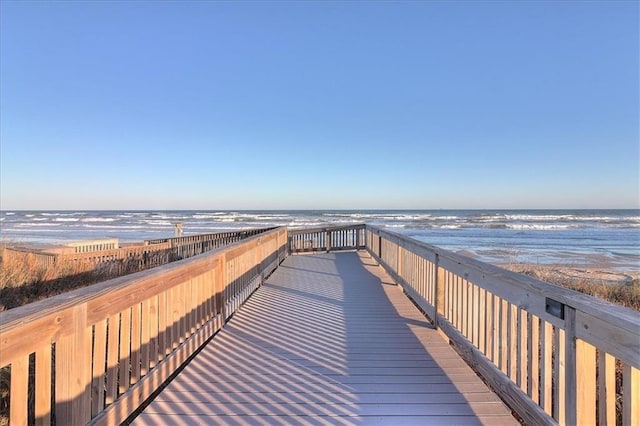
[1,225,638,425]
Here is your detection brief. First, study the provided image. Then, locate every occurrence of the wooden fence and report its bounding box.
[0,227,288,425]
[364,225,639,426]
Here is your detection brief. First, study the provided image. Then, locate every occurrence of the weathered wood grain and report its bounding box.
[9,356,28,426]
[34,345,52,425]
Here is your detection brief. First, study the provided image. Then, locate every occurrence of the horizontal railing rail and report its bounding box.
[0,227,288,425]
[288,224,366,253]
[365,225,639,426]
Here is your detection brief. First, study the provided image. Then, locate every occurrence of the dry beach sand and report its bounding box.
[502,263,639,286]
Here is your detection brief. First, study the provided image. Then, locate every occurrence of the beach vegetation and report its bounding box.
[505,264,640,311]
[0,251,145,311]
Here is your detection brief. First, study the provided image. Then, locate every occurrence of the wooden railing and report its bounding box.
[365,225,639,426]
[51,242,174,272]
[0,227,288,425]
[144,227,274,259]
[288,224,365,253]
[66,239,119,253]
[2,247,58,268]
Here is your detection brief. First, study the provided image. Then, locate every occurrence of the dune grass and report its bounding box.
[504,264,640,311]
[0,252,144,311]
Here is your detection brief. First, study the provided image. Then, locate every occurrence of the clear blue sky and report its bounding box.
[1,1,638,210]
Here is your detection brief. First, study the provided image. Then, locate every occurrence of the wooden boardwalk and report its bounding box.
[133,251,518,425]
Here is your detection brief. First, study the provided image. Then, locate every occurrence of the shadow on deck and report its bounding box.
[133,251,517,425]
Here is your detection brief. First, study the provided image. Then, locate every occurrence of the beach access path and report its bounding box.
[133,251,517,425]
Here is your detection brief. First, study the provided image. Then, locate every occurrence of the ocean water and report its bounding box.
[1,210,638,270]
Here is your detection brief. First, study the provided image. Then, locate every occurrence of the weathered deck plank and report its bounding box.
[134,252,517,425]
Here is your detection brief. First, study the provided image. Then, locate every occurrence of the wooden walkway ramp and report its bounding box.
[133,252,518,425]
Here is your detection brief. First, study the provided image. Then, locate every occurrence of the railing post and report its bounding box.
[283,229,288,262]
[576,339,596,425]
[220,253,229,321]
[55,304,90,424]
[434,254,445,328]
[564,305,577,426]
[326,230,331,253]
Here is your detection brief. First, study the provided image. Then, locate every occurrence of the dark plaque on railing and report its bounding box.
[545,297,565,320]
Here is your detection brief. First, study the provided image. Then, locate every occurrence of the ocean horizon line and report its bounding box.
[2,207,639,213]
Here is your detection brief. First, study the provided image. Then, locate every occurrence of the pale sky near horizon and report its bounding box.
[1,1,638,210]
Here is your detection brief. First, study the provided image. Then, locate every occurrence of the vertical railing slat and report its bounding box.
[529,314,539,404]
[158,291,168,359]
[519,309,528,393]
[509,303,518,382]
[118,308,131,396]
[35,344,52,425]
[576,339,596,426]
[91,320,108,417]
[479,288,486,355]
[540,321,553,415]
[130,303,142,385]
[140,299,151,377]
[565,307,577,426]
[500,299,508,375]
[554,326,565,423]
[105,313,120,405]
[491,294,498,362]
[598,352,615,426]
[623,365,639,426]
[9,356,29,425]
[55,304,90,425]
